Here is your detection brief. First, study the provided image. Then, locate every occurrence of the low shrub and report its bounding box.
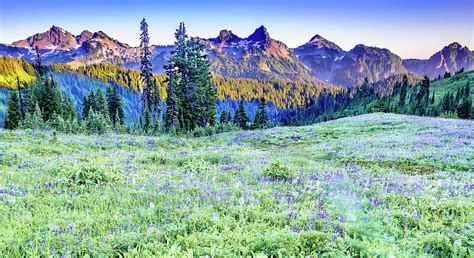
[263,160,293,180]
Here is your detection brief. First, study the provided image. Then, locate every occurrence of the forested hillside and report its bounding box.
[0,57,35,89]
[0,56,471,129]
[284,71,473,125]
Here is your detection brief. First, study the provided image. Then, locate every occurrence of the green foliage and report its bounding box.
[85,110,110,134]
[80,87,126,133]
[51,61,344,110]
[54,164,115,186]
[233,100,249,129]
[286,70,473,126]
[252,97,270,129]
[190,122,239,137]
[219,110,231,124]
[51,63,168,99]
[163,23,217,132]
[106,87,125,127]
[4,91,21,129]
[263,160,293,180]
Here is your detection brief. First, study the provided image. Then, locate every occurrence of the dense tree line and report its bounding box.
[440,82,471,118]
[51,63,344,110]
[4,48,126,133]
[284,72,473,126]
[51,63,168,99]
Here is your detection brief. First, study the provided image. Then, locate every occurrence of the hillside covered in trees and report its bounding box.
[0,57,35,89]
[51,63,343,110]
[284,70,473,125]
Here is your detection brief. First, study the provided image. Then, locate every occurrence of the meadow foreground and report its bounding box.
[0,113,472,256]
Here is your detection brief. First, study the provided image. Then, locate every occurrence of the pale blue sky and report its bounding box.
[0,0,472,58]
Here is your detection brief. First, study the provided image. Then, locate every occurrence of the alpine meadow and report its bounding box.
[0,0,472,256]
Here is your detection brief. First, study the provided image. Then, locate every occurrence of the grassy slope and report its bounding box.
[0,113,472,256]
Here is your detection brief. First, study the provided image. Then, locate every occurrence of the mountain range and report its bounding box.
[1,25,472,87]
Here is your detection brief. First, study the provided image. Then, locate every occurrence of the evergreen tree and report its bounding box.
[151,78,161,124]
[164,63,181,131]
[140,18,154,116]
[96,89,110,123]
[457,81,472,119]
[106,86,125,126]
[35,77,61,122]
[82,95,90,120]
[4,91,21,129]
[220,111,230,124]
[34,46,43,76]
[234,100,249,129]
[62,94,77,121]
[16,76,27,120]
[398,75,408,109]
[455,87,461,104]
[25,102,44,130]
[163,22,216,132]
[88,91,97,112]
[85,110,110,134]
[253,97,269,129]
[415,76,430,115]
[188,39,217,127]
[457,97,472,119]
[144,106,151,132]
[465,81,471,97]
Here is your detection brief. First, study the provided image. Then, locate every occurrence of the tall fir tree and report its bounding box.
[398,75,408,109]
[253,97,269,129]
[61,94,77,121]
[16,76,27,120]
[106,86,125,127]
[144,106,151,132]
[140,18,154,118]
[220,111,231,124]
[164,63,181,131]
[82,95,90,120]
[457,81,472,119]
[234,100,249,129]
[96,89,110,123]
[189,38,216,127]
[34,46,44,77]
[4,91,21,129]
[164,22,216,132]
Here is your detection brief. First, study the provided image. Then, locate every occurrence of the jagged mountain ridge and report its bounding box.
[403,42,473,78]
[200,25,314,81]
[1,25,472,87]
[1,25,314,81]
[293,34,472,87]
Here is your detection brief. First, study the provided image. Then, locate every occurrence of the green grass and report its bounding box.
[0,113,472,256]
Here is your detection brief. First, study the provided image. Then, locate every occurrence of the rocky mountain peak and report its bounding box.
[76,30,93,45]
[447,42,462,49]
[214,30,242,44]
[307,34,343,51]
[11,25,77,50]
[247,25,270,43]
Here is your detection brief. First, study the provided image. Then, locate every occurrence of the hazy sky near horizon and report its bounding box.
[0,0,472,59]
